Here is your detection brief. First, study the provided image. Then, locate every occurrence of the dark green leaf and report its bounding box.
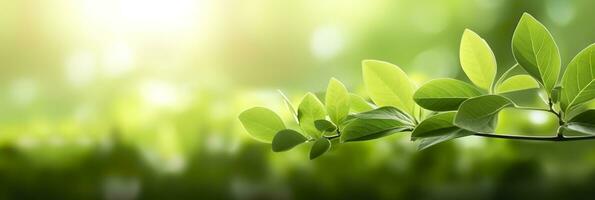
[413,78,483,111]
[309,138,331,160]
[314,119,337,132]
[412,112,475,150]
[271,129,307,152]
[454,95,515,133]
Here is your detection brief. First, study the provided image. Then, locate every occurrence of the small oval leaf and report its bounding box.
[298,93,326,138]
[272,129,307,152]
[309,138,331,160]
[414,78,483,111]
[459,29,497,91]
[239,107,286,143]
[362,60,417,116]
[315,119,337,132]
[495,74,540,94]
[326,78,350,125]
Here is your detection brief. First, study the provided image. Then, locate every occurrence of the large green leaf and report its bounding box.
[495,75,540,94]
[272,129,308,152]
[298,93,326,138]
[239,107,286,143]
[309,138,331,160]
[560,44,595,112]
[459,29,497,91]
[325,78,350,125]
[413,78,483,111]
[340,107,415,142]
[512,13,561,95]
[454,95,515,133]
[349,93,375,113]
[362,60,417,116]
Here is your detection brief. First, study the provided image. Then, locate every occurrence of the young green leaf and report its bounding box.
[325,78,350,125]
[454,95,515,133]
[512,13,561,95]
[341,107,415,142]
[560,44,595,112]
[272,129,308,152]
[278,90,298,123]
[362,60,417,116]
[413,78,483,111]
[315,119,337,132]
[239,107,286,143]
[298,93,327,138]
[412,112,474,139]
[495,75,540,94]
[494,64,526,88]
[309,138,331,160]
[459,29,497,91]
[349,93,375,113]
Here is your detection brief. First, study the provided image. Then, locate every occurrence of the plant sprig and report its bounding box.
[238,13,595,160]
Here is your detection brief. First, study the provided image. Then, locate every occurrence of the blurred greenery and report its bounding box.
[1,0,595,199]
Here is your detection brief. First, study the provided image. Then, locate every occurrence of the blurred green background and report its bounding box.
[1,0,595,199]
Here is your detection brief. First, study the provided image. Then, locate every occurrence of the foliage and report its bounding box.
[239,13,595,159]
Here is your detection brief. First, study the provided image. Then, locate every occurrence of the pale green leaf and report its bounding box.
[413,78,483,111]
[512,13,561,95]
[298,93,326,138]
[495,75,540,93]
[560,44,595,112]
[454,95,515,133]
[278,90,298,123]
[459,29,497,91]
[499,88,548,109]
[362,60,417,116]
[272,129,307,152]
[309,138,331,160]
[325,78,350,125]
[238,107,286,143]
[349,93,375,113]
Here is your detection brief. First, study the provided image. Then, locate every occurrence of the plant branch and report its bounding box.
[472,133,595,141]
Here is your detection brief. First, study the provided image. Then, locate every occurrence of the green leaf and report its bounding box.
[564,109,595,135]
[459,29,497,91]
[495,75,540,93]
[272,129,308,152]
[413,78,483,111]
[309,138,331,160]
[494,64,526,88]
[560,44,595,112]
[238,107,286,143]
[454,95,515,133]
[325,78,350,125]
[412,112,473,138]
[278,90,298,123]
[362,60,417,116]
[298,93,327,138]
[512,13,561,95]
[315,119,337,132]
[341,107,415,142]
[499,88,548,109]
[349,93,375,113]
